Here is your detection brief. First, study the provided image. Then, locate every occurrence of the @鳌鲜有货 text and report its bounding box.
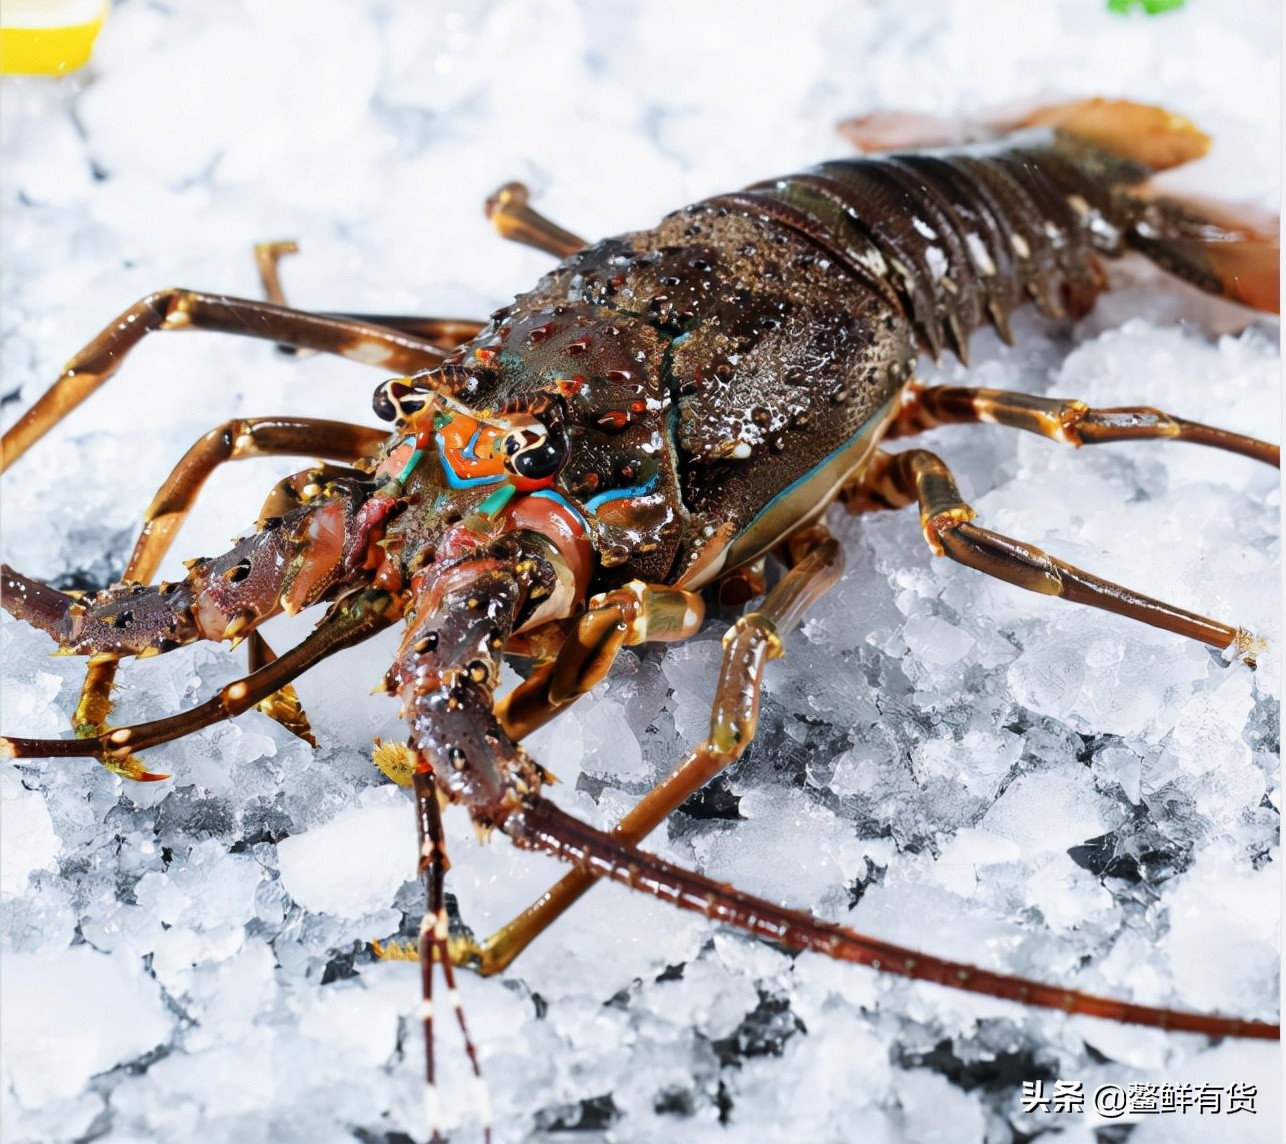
[1021,1081,1258,1117]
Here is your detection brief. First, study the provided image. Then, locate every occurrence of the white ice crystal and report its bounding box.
[276,785,416,919]
[0,769,60,895]
[0,947,171,1105]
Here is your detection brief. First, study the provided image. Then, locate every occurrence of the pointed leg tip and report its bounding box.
[101,755,170,782]
[1226,628,1265,668]
[254,683,318,747]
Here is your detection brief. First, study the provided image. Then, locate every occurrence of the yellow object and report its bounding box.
[370,940,420,963]
[0,0,108,76]
[372,738,418,788]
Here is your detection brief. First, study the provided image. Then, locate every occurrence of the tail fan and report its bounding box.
[1128,191,1280,313]
[838,97,1210,169]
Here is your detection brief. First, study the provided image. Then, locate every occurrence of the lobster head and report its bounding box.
[359,301,693,807]
[373,301,684,591]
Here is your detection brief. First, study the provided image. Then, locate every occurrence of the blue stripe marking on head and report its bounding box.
[527,489,590,531]
[584,473,659,514]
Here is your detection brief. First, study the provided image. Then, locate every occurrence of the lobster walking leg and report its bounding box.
[1,588,399,767]
[843,448,1260,659]
[254,240,300,308]
[243,631,314,747]
[74,417,388,740]
[458,531,844,976]
[485,182,586,259]
[889,382,1281,466]
[495,581,704,740]
[0,291,454,471]
[126,418,386,585]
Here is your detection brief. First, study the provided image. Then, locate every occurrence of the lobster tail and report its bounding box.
[1018,98,1211,172]
[1125,190,1280,313]
[1036,99,1279,314]
[827,97,1279,344]
[839,98,1211,173]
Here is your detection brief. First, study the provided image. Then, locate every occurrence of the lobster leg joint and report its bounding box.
[850,448,1258,657]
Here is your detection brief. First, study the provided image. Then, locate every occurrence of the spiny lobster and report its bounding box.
[1,99,1279,1141]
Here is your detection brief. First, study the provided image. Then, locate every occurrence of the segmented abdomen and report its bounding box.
[715,129,1144,361]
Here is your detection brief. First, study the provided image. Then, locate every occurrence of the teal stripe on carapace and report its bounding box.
[477,484,517,517]
[395,446,424,485]
[461,427,483,461]
[715,398,897,580]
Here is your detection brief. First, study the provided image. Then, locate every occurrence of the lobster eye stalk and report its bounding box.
[372,377,432,423]
[503,419,568,481]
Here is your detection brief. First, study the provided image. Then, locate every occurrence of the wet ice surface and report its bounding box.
[0,1,1280,1142]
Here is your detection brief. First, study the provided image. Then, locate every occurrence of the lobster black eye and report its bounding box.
[372,381,398,422]
[506,423,568,481]
[373,379,428,423]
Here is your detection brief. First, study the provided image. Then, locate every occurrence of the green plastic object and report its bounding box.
[1107,0,1187,14]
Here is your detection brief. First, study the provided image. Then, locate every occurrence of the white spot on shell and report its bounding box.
[912,217,937,240]
[1010,234,1031,258]
[857,247,889,278]
[1088,212,1120,244]
[965,233,996,276]
[925,246,949,280]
